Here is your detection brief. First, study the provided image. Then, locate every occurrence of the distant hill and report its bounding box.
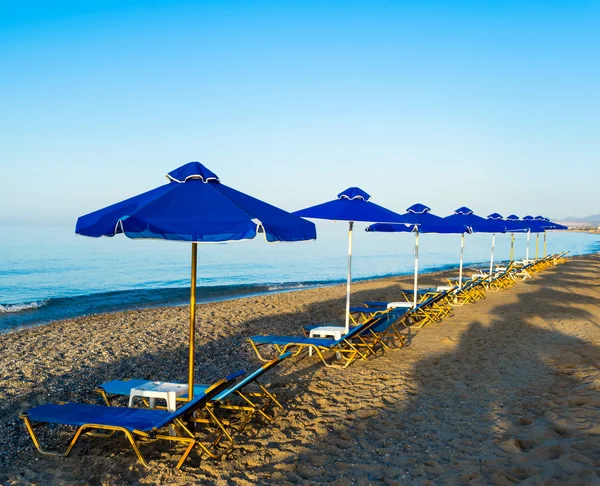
[560,213,600,224]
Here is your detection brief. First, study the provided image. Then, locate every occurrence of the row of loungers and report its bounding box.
[246,252,570,366]
[19,253,568,469]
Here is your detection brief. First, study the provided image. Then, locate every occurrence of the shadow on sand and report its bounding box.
[0,257,598,485]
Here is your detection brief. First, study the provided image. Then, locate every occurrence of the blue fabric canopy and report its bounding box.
[76,162,316,243]
[504,214,530,232]
[521,215,548,233]
[293,187,408,224]
[443,207,506,233]
[366,203,469,234]
[534,216,568,230]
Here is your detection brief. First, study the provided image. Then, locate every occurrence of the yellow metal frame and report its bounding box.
[248,336,373,369]
[188,243,197,400]
[22,376,237,468]
[19,412,204,469]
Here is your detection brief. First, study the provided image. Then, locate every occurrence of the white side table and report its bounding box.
[128,381,189,411]
[309,325,345,357]
[129,382,189,436]
[386,302,415,309]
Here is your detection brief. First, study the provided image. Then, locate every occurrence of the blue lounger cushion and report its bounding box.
[249,335,343,347]
[26,403,171,432]
[30,370,246,432]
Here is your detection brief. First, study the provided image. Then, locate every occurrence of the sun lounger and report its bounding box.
[303,309,409,350]
[248,318,382,368]
[446,276,486,305]
[96,353,293,449]
[19,371,244,469]
[349,304,390,323]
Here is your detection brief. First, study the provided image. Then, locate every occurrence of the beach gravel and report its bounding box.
[0,256,599,484]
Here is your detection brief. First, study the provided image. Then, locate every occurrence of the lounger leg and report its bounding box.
[204,406,236,447]
[122,430,151,467]
[176,418,229,460]
[20,416,85,458]
[95,388,112,406]
[247,339,273,362]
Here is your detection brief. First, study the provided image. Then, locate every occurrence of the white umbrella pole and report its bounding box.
[535,233,539,260]
[544,231,547,257]
[510,233,514,262]
[458,233,465,289]
[344,221,353,334]
[413,231,419,308]
[526,230,530,261]
[489,233,495,282]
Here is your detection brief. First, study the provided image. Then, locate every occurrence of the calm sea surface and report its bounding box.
[1,224,598,331]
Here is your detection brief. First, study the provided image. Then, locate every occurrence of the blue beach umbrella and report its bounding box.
[293,188,409,333]
[522,215,543,261]
[76,161,316,398]
[533,216,568,257]
[505,214,529,261]
[443,207,506,287]
[367,203,468,306]
[537,216,567,231]
[521,215,562,261]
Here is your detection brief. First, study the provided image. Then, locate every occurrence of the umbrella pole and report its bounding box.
[489,233,495,283]
[544,231,547,257]
[458,233,465,289]
[526,230,530,262]
[535,233,539,260]
[188,243,197,400]
[413,231,419,308]
[510,233,514,262]
[345,221,353,334]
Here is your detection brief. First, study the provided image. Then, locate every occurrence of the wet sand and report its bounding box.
[0,255,599,485]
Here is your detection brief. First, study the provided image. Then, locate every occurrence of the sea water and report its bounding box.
[1,224,598,331]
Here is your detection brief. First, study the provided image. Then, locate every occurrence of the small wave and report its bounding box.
[0,300,49,313]
[267,283,311,291]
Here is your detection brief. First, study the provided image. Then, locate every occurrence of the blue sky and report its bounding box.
[1,0,598,225]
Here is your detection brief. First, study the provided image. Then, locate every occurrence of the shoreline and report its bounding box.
[0,257,548,335]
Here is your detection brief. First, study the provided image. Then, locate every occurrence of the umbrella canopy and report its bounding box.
[504,214,530,232]
[533,215,568,231]
[522,215,548,233]
[367,203,468,233]
[294,188,409,332]
[77,161,316,242]
[442,207,507,287]
[293,187,409,224]
[533,216,568,258]
[76,161,316,399]
[367,204,469,306]
[443,207,506,233]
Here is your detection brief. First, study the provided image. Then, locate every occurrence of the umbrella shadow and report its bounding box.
[0,278,419,484]
[228,260,600,484]
[2,258,598,484]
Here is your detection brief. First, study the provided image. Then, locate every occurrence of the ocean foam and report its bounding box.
[0,300,49,313]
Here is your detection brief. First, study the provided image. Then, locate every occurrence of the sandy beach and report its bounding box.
[0,255,599,485]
